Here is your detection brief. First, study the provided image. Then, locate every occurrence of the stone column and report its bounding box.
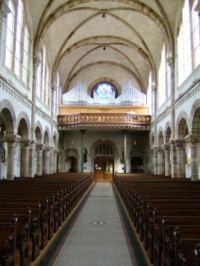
[80,130,86,172]
[44,147,50,174]
[170,141,177,178]
[149,149,154,174]
[153,147,158,175]
[53,148,58,173]
[29,140,35,177]
[57,151,64,172]
[185,135,199,180]
[175,140,186,178]
[122,130,128,173]
[162,144,170,176]
[36,144,43,176]
[20,139,30,177]
[49,147,54,174]
[157,146,164,175]
[6,134,21,180]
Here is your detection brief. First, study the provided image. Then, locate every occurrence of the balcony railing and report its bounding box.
[58,113,151,129]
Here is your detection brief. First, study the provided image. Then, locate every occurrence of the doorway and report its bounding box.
[94,157,114,181]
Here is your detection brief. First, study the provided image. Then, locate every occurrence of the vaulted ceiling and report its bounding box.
[28,0,183,95]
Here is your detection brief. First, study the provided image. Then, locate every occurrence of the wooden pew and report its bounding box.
[0,173,93,264]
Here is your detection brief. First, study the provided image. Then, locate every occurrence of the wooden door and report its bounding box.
[94,157,113,181]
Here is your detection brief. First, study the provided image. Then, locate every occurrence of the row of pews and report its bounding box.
[0,172,93,266]
[113,173,200,266]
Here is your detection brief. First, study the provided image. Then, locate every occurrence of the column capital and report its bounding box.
[162,143,170,151]
[6,134,21,143]
[20,139,30,147]
[44,146,52,152]
[157,146,163,152]
[174,139,186,148]
[80,129,86,135]
[0,0,10,21]
[185,134,199,144]
[36,144,44,151]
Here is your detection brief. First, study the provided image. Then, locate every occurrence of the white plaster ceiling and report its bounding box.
[27,0,183,95]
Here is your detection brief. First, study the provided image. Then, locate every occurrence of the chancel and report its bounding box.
[0,0,200,265]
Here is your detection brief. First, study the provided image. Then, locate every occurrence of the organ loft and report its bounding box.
[0,0,200,265]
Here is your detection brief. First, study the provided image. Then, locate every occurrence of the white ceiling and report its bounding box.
[27,0,183,94]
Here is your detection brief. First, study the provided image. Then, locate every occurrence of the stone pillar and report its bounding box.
[53,149,58,173]
[170,141,177,178]
[6,134,21,180]
[80,130,86,172]
[36,144,43,176]
[0,0,10,54]
[122,130,128,173]
[175,140,186,178]
[153,147,158,175]
[49,147,54,174]
[20,139,30,177]
[29,140,35,177]
[157,146,164,175]
[44,147,50,174]
[149,149,154,174]
[57,151,64,172]
[185,135,199,180]
[163,144,170,176]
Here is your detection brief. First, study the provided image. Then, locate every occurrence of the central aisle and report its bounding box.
[51,182,146,266]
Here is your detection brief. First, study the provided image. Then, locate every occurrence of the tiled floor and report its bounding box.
[50,182,148,266]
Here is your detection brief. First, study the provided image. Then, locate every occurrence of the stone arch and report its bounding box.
[53,133,57,148]
[150,133,155,148]
[90,138,119,158]
[164,122,172,144]
[43,129,50,146]
[191,100,200,135]
[176,111,189,139]
[0,100,16,134]
[35,122,43,144]
[17,112,31,139]
[177,118,189,140]
[158,127,164,146]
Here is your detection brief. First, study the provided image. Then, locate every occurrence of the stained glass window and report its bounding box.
[92,82,117,104]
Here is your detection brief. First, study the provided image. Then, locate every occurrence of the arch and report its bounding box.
[150,133,155,148]
[175,111,189,138]
[165,126,172,144]
[0,100,16,134]
[66,149,78,159]
[88,78,121,96]
[191,100,200,135]
[17,112,31,139]
[158,127,164,146]
[177,117,189,140]
[90,138,119,157]
[35,121,43,144]
[43,129,50,146]
[53,134,57,147]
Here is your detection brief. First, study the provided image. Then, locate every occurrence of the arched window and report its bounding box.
[92,82,117,104]
[36,46,50,106]
[178,0,200,85]
[158,44,167,107]
[22,26,30,84]
[4,0,15,69]
[147,72,154,115]
[178,0,192,86]
[4,0,30,85]
[192,0,200,68]
[53,72,61,114]
[14,0,24,77]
